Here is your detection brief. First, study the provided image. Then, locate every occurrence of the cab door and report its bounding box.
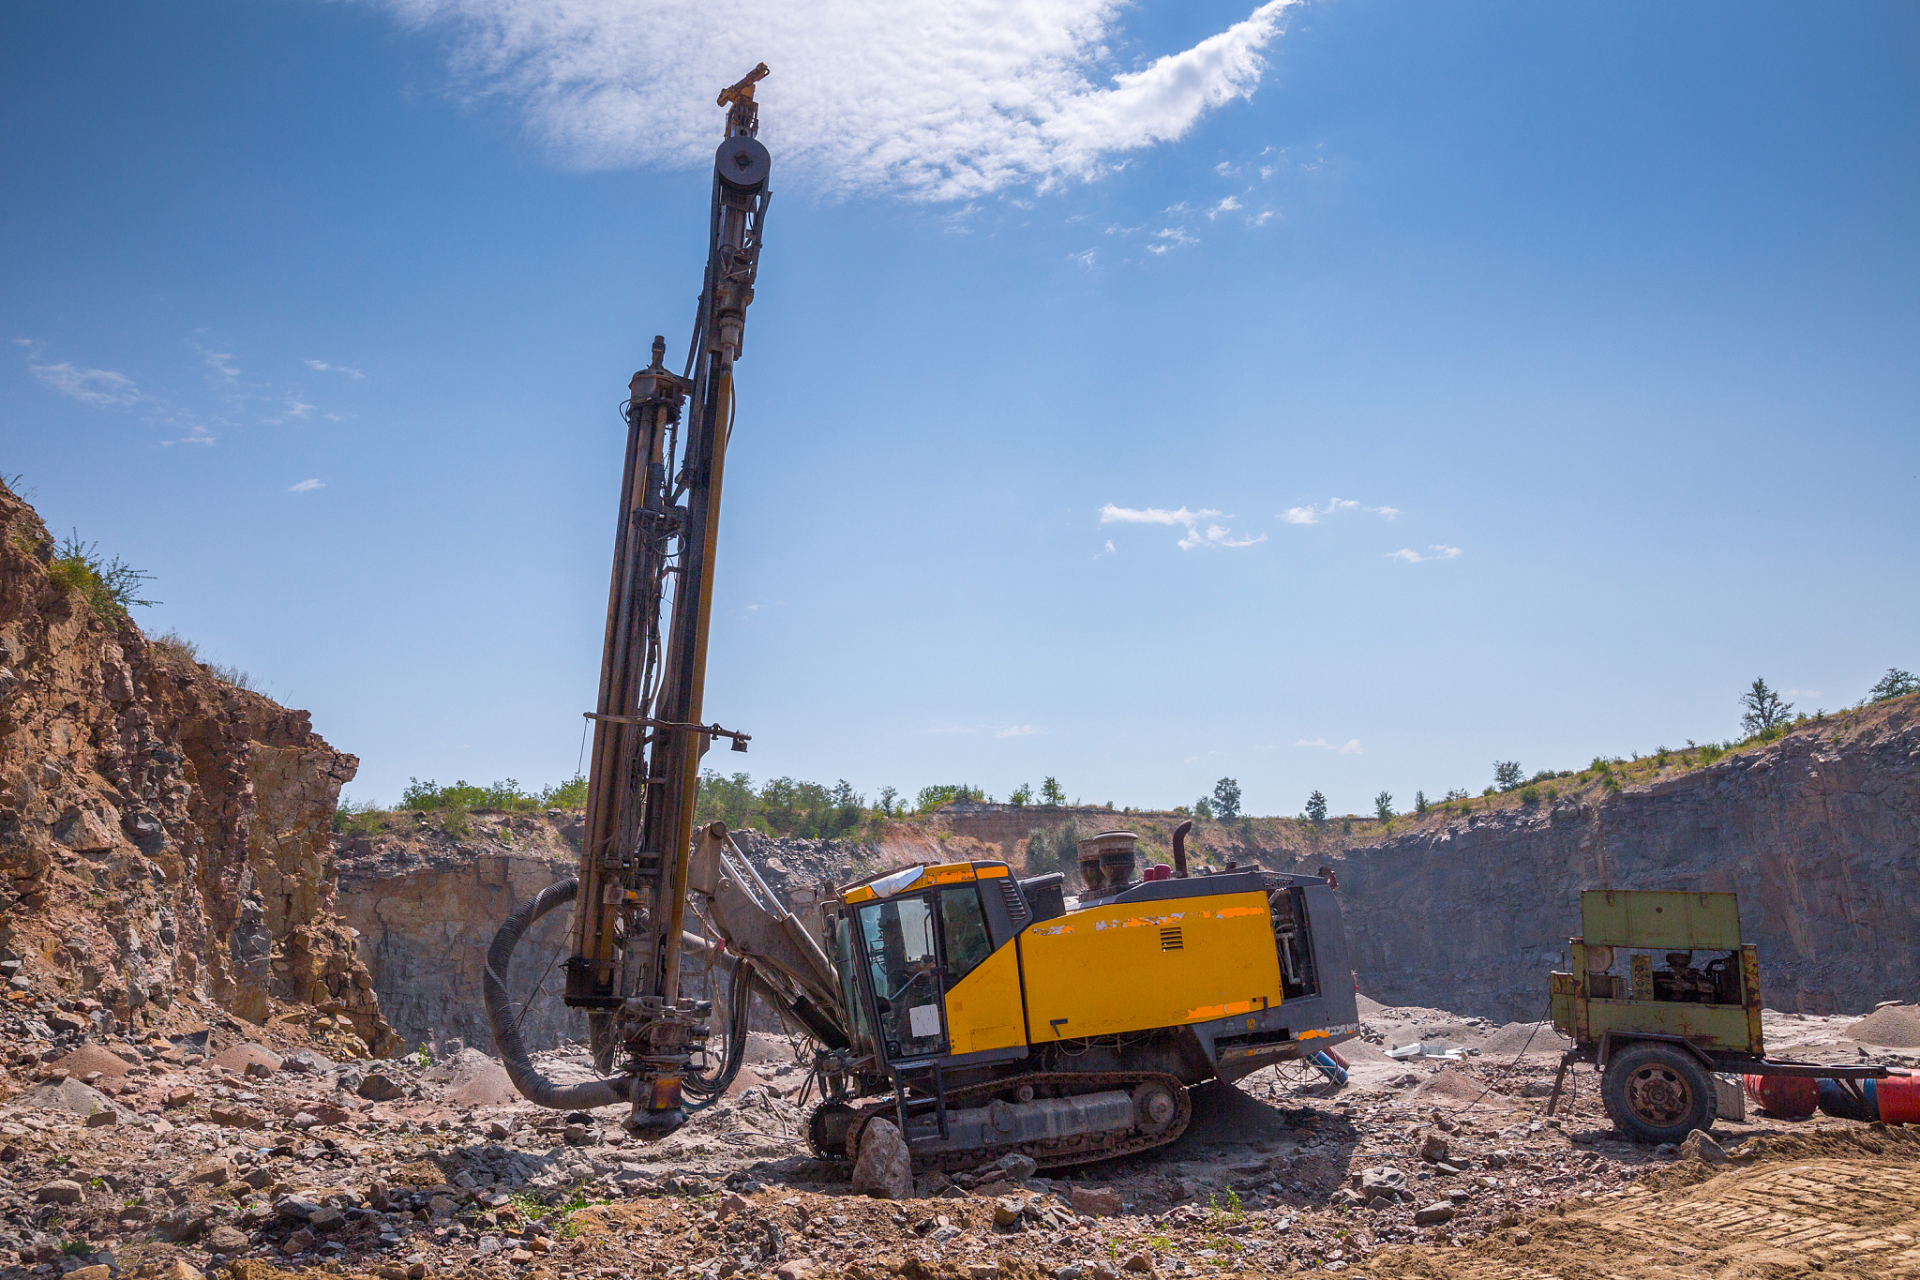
[855,891,950,1063]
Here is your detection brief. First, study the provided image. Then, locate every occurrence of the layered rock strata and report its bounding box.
[0,479,397,1054]
[333,817,585,1054]
[1268,701,1920,1020]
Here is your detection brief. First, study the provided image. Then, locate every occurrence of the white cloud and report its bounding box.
[1388,544,1462,564]
[163,425,217,447]
[378,0,1299,200]
[1297,737,1362,754]
[997,724,1041,738]
[1068,248,1097,268]
[1281,497,1396,525]
[1100,504,1217,526]
[289,478,325,492]
[26,359,140,408]
[1206,195,1241,219]
[304,359,366,379]
[200,347,240,382]
[1146,226,1197,255]
[1189,522,1266,550]
[1099,502,1262,550]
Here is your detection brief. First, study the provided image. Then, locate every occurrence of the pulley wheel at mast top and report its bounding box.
[717,136,770,190]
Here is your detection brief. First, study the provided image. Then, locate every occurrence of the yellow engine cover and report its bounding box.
[1018,890,1283,1042]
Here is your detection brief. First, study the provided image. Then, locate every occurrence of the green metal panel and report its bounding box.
[1580,890,1742,950]
[1584,998,1752,1051]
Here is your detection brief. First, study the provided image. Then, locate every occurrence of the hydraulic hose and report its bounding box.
[485,878,633,1111]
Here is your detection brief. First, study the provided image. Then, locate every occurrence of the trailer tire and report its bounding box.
[1602,1042,1716,1144]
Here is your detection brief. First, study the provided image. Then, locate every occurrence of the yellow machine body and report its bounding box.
[1018,892,1284,1042]
[834,859,1333,1075]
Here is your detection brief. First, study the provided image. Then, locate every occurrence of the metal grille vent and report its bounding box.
[1000,879,1031,927]
[1160,927,1184,952]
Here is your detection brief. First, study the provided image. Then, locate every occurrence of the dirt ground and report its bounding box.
[3,996,1915,1280]
[1355,1128,1920,1279]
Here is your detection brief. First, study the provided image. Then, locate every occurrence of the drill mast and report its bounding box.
[563,64,773,1135]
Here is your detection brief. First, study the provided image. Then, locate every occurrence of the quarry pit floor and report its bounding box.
[2,997,1916,1280]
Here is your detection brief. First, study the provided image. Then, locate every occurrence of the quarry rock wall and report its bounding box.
[1269,702,1920,1021]
[334,825,585,1054]
[0,480,397,1054]
[323,704,1919,1053]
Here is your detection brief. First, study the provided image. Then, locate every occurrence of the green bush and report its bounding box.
[1024,818,1081,874]
[695,771,866,838]
[48,532,156,622]
[1520,785,1541,805]
[916,783,984,813]
[1867,668,1918,703]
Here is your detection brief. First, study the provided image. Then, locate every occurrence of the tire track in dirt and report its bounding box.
[1355,1128,1920,1279]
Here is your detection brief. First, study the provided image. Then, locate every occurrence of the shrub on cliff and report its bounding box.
[47,531,155,621]
[1740,677,1794,738]
[1868,668,1918,703]
[695,770,866,839]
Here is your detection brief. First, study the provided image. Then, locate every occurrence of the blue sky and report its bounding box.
[4,1,1916,816]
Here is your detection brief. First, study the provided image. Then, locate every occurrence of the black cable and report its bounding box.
[1450,998,1553,1115]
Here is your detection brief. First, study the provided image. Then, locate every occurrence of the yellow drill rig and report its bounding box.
[486,68,1361,1169]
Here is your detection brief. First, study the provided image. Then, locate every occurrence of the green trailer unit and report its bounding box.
[1548,889,1891,1143]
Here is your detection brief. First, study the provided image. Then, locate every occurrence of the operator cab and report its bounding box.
[826,861,1031,1070]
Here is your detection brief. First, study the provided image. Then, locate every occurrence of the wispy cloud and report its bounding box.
[18,336,349,448]
[304,359,366,379]
[1099,503,1265,551]
[27,359,141,408]
[199,347,240,382]
[997,724,1042,738]
[1068,248,1097,269]
[380,0,1300,200]
[1297,737,1363,754]
[288,479,324,493]
[1206,195,1242,219]
[268,396,317,424]
[1101,504,1220,526]
[1146,226,1197,255]
[163,425,216,447]
[1280,497,1397,525]
[1388,544,1462,564]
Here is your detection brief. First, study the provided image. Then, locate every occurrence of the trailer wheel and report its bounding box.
[1601,1042,1716,1144]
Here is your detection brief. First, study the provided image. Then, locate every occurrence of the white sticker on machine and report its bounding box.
[908,1003,942,1039]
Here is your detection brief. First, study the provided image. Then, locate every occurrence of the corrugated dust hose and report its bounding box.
[484,877,633,1111]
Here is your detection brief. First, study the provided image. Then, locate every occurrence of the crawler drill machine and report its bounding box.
[486,69,1362,1169]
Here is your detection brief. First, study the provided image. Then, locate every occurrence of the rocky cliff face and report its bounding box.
[327,697,1918,1052]
[0,479,397,1054]
[1264,699,1920,1021]
[333,814,587,1054]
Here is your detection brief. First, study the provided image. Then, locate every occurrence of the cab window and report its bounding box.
[939,886,993,990]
